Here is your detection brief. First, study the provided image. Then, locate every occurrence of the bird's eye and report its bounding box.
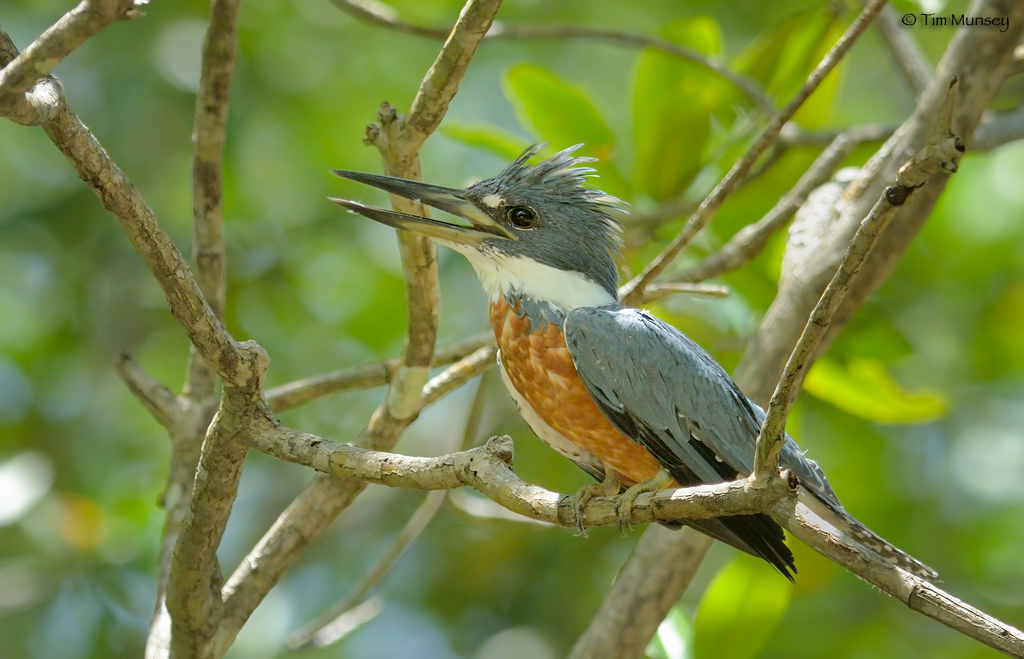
[506,206,537,230]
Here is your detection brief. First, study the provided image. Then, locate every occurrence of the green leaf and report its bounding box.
[646,605,694,659]
[504,63,615,157]
[503,63,627,196]
[803,357,949,423]
[693,554,791,659]
[632,16,742,201]
[440,123,532,161]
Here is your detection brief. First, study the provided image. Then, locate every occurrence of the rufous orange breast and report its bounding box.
[489,296,669,487]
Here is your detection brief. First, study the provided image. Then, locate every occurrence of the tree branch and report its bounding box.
[783,515,1024,658]
[618,0,888,305]
[184,0,239,400]
[38,102,265,387]
[752,78,963,481]
[568,527,713,659]
[142,2,245,657]
[736,0,1024,405]
[641,283,730,303]
[244,423,1024,657]
[328,0,775,114]
[166,390,266,659]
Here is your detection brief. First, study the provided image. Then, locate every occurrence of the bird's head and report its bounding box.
[331,145,624,310]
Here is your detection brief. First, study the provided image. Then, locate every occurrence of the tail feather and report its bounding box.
[798,490,938,580]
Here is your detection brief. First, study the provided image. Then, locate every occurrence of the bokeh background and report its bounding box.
[1,0,1023,657]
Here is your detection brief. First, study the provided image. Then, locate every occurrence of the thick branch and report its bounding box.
[618,0,887,305]
[167,390,269,659]
[752,79,963,480]
[568,527,713,659]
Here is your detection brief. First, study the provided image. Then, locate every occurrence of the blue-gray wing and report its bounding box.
[564,304,840,504]
[565,305,816,580]
[565,305,940,580]
[565,305,764,484]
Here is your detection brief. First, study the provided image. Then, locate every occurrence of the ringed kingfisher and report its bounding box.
[331,145,936,581]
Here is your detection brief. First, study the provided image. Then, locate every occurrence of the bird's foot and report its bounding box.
[572,469,621,536]
[614,468,675,533]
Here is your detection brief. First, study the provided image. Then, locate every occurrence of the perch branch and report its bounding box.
[247,425,1024,657]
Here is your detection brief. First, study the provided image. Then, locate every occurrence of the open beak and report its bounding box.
[330,170,515,247]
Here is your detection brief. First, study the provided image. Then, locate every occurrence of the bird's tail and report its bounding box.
[797,490,938,580]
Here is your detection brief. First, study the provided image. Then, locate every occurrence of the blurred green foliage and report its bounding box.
[1,0,1023,658]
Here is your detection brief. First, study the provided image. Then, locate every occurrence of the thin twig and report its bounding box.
[184,0,239,399]
[671,133,857,284]
[422,346,495,404]
[114,354,176,428]
[265,331,493,413]
[288,490,446,650]
[641,282,730,302]
[778,121,896,148]
[618,0,888,305]
[874,4,932,98]
[329,0,775,113]
[752,78,963,481]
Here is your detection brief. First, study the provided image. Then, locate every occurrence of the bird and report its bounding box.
[330,144,937,581]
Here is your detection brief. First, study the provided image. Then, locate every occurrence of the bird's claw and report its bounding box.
[572,469,621,536]
[614,468,675,534]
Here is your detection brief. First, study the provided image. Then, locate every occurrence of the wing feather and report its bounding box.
[565,305,798,577]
